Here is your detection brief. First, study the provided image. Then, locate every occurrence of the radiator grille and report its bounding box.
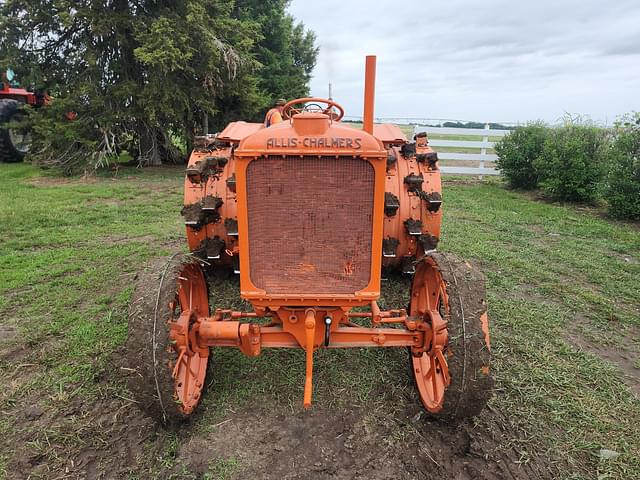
[246,156,374,295]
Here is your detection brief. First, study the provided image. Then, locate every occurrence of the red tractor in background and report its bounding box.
[0,68,46,162]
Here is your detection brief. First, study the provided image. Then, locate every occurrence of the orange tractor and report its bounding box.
[127,56,492,424]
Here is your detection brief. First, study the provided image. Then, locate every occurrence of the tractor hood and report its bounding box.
[232,113,387,159]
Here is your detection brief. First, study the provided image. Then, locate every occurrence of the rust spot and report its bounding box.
[297,263,317,273]
[343,260,354,275]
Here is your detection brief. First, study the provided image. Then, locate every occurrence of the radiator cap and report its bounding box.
[292,112,330,136]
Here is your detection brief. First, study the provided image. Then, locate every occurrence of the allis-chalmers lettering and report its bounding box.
[267,137,362,149]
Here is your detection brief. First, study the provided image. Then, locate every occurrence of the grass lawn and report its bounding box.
[0,163,638,479]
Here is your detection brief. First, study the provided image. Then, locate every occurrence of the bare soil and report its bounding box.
[175,404,557,480]
[97,233,159,246]
[26,173,107,186]
[567,324,640,397]
[2,379,559,480]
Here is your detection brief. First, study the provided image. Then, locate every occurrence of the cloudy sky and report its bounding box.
[287,0,639,124]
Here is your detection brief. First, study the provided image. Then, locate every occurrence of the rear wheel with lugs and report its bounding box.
[126,253,210,425]
[410,252,492,421]
[0,99,31,163]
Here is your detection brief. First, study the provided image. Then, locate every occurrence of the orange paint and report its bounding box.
[167,56,488,413]
[363,55,376,134]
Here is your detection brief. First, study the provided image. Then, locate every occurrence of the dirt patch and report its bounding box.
[493,279,640,397]
[0,324,25,366]
[0,324,17,345]
[0,250,589,479]
[27,176,99,187]
[0,342,29,366]
[174,402,557,480]
[4,395,161,480]
[567,323,640,397]
[97,233,159,246]
[25,166,184,191]
[528,224,545,234]
[85,198,125,207]
[0,389,560,480]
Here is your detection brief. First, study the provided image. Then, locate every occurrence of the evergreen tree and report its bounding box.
[212,0,318,130]
[0,0,317,172]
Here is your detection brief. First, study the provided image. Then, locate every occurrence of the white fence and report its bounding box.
[413,124,511,175]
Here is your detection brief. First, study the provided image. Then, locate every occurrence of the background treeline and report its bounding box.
[495,113,640,220]
[0,0,317,172]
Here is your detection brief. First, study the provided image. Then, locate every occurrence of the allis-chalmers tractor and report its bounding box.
[127,56,492,425]
[0,69,40,162]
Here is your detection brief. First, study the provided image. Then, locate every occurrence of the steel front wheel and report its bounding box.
[409,253,492,421]
[126,254,210,425]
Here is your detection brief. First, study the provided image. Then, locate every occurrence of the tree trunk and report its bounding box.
[137,124,184,166]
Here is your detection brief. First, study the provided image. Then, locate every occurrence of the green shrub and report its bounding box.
[534,122,608,202]
[606,113,640,219]
[495,122,548,189]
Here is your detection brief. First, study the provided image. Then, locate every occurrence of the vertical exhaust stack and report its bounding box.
[363,55,376,134]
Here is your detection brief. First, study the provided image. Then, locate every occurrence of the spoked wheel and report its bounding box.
[410,252,492,421]
[126,253,210,425]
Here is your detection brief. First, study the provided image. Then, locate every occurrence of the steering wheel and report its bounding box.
[282,97,345,121]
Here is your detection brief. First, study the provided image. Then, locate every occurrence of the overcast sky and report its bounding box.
[287,0,639,124]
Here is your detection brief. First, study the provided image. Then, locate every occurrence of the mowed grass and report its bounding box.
[442,179,640,478]
[0,164,187,469]
[0,164,638,479]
